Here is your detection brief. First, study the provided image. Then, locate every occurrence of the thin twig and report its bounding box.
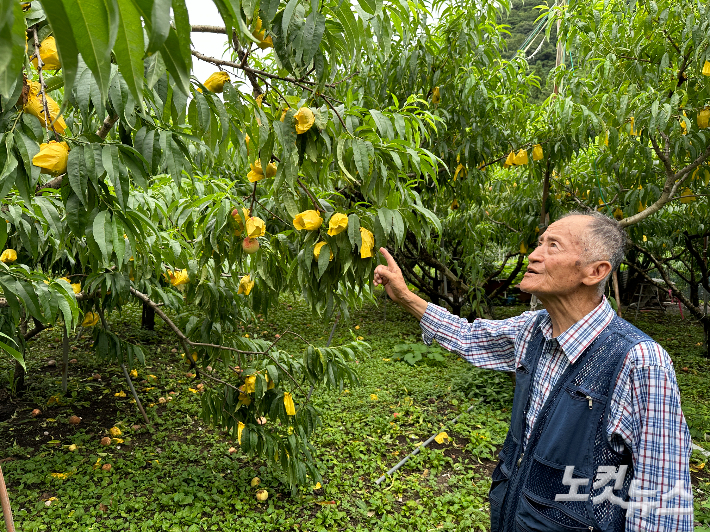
[129,287,305,393]
[191,50,331,88]
[32,27,60,141]
[249,182,258,215]
[296,177,324,212]
[253,197,290,226]
[319,94,348,131]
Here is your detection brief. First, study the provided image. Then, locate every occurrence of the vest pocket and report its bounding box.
[489,460,510,532]
[517,490,596,532]
[532,384,607,468]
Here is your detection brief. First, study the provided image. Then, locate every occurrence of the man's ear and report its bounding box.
[582,260,612,287]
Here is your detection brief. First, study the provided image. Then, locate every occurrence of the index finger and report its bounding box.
[378,247,397,268]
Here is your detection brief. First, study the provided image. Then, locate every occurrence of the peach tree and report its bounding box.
[0,0,450,490]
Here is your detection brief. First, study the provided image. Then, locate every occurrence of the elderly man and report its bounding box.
[373,212,693,531]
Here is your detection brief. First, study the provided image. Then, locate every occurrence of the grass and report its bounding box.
[0,294,709,531]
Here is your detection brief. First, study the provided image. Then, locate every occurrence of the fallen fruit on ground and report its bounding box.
[100,437,111,446]
[255,489,269,502]
[31,408,41,417]
[68,415,81,425]
[101,464,112,471]
[251,477,260,487]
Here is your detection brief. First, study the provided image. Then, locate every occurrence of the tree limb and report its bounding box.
[129,287,305,394]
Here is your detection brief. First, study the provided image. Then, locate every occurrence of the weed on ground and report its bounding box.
[0,297,708,530]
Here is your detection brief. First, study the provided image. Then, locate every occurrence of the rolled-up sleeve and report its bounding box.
[420,302,537,372]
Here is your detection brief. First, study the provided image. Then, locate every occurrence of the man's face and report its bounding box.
[519,216,592,298]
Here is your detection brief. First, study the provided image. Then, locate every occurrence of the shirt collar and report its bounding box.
[537,297,615,364]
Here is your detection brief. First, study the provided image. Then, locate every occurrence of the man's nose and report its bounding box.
[527,246,542,262]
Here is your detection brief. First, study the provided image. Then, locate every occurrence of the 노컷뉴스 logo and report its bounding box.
[555,465,692,517]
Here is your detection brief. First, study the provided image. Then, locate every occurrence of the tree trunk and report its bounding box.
[12,360,25,395]
[141,302,155,330]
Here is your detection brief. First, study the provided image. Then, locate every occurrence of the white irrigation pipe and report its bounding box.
[375,401,481,485]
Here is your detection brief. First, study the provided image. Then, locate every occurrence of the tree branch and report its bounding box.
[32,27,60,141]
[621,140,710,228]
[191,25,229,34]
[129,287,305,394]
[192,50,329,88]
[627,242,708,321]
[405,231,469,293]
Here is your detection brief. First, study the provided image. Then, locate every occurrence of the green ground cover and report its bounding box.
[0,295,709,531]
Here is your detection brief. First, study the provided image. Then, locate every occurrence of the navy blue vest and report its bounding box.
[489,313,652,532]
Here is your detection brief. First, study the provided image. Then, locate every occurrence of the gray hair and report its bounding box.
[560,210,627,296]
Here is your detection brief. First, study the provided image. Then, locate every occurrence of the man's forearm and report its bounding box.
[396,291,428,321]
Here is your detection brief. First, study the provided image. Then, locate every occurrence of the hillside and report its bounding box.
[500,0,559,102]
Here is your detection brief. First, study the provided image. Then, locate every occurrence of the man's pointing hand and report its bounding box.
[373,248,427,320]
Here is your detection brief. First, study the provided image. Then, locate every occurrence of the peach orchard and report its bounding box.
[0,0,709,489]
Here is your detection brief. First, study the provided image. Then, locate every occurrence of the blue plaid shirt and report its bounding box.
[420,298,694,531]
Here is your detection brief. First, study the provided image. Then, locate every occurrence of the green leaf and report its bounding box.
[67,146,89,208]
[225,0,259,43]
[158,29,192,96]
[145,52,166,90]
[352,138,370,179]
[35,197,63,239]
[317,243,330,278]
[333,2,359,58]
[0,334,24,370]
[369,110,393,139]
[92,210,113,263]
[171,0,192,67]
[411,203,441,234]
[61,0,118,102]
[38,0,80,96]
[0,1,26,99]
[281,0,299,37]
[102,144,124,206]
[0,217,6,250]
[13,131,39,180]
[347,214,361,249]
[133,0,172,54]
[113,0,145,104]
[118,145,149,189]
[302,11,326,67]
[260,0,279,23]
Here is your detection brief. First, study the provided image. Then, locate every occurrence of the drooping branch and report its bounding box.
[485,213,520,234]
[296,178,325,212]
[129,287,306,394]
[682,231,710,295]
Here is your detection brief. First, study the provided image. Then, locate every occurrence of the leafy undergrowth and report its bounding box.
[0,296,708,531]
